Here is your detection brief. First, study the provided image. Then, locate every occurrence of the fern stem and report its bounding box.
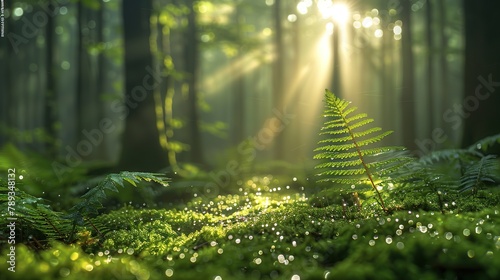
[336,104,387,212]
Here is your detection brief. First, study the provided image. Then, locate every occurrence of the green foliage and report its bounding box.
[314,90,413,211]
[469,133,500,154]
[66,172,170,227]
[0,171,170,248]
[459,155,500,195]
[0,181,72,245]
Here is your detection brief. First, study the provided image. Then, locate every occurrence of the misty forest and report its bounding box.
[1,0,500,279]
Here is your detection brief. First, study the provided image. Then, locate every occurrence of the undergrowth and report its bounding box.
[1,91,500,279]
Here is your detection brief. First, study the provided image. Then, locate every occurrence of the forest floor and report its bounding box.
[2,172,500,280]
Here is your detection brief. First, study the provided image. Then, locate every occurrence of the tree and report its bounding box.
[183,0,205,166]
[118,0,168,171]
[273,0,285,160]
[461,0,500,146]
[400,0,417,151]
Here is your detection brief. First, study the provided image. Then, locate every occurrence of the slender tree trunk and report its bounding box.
[331,24,341,97]
[184,0,204,165]
[400,0,417,151]
[273,0,285,160]
[118,0,168,171]
[461,0,500,147]
[437,0,449,129]
[232,4,245,147]
[425,0,434,133]
[44,3,55,155]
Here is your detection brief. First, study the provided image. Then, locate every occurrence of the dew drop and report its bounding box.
[352,234,358,240]
[463,228,471,237]
[396,242,404,249]
[475,226,482,234]
[291,275,300,280]
[385,236,393,244]
[467,250,475,258]
[445,232,453,240]
[419,226,428,233]
[165,269,174,277]
[369,240,375,246]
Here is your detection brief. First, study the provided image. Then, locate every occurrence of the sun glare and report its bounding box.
[318,1,350,23]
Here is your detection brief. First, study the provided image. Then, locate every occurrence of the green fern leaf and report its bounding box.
[468,133,500,153]
[0,182,72,243]
[66,172,170,226]
[314,90,413,210]
[459,155,500,194]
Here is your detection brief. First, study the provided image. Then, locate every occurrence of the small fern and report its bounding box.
[459,154,500,195]
[66,172,169,227]
[0,181,72,247]
[314,90,413,211]
[468,133,500,154]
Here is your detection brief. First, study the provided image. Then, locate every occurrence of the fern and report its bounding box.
[459,155,500,195]
[419,149,482,165]
[0,181,72,247]
[66,172,169,227]
[468,133,500,154]
[314,90,413,211]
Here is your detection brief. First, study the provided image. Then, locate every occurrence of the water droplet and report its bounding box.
[467,250,475,258]
[385,236,393,244]
[165,269,174,277]
[369,240,375,246]
[463,229,471,237]
[254,258,262,265]
[291,275,300,280]
[419,226,428,233]
[352,234,358,240]
[445,232,453,240]
[475,227,482,234]
[396,242,404,249]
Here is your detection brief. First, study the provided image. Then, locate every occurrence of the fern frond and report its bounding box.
[419,148,482,165]
[459,155,500,195]
[468,133,500,154]
[314,90,414,211]
[0,182,72,244]
[66,172,170,226]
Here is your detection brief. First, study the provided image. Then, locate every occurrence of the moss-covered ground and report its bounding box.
[2,175,500,280]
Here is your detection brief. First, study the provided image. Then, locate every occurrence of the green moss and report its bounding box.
[2,174,500,280]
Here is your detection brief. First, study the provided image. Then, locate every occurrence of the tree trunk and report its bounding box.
[437,0,449,129]
[118,0,168,171]
[425,0,434,133]
[184,0,205,166]
[400,0,417,151]
[273,0,285,160]
[461,0,500,147]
